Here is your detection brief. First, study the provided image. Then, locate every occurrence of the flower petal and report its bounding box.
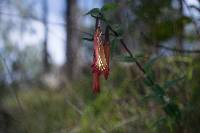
[92,72,100,93]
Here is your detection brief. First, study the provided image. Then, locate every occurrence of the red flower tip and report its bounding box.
[92,72,100,93]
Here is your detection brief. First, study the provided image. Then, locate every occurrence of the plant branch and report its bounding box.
[182,0,200,36]
[107,25,146,74]
[155,44,200,54]
[106,25,155,86]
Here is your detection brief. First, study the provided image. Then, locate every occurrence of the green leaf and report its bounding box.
[141,93,155,102]
[144,56,160,72]
[85,8,100,16]
[117,56,137,62]
[117,53,144,62]
[146,70,156,82]
[152,116,167,128]
[144,56,159,82]
[163,76,185,90]
[163,102,181,120]
[144,78,153,87]
[101,3,119,12]
[152,84,165,103]
[82,37,93,41]
[111,24,124,36]
[110,37,120,56]
[153,84,165,96]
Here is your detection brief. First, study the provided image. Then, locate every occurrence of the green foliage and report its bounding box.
[84,2,188,131]
[163,76,185,90]
[144,56,159,73]
[150,20,175,41]
[85,3,119,16]
[111,24,124,36]
[5,89,80,133]
[81,37,93,42]
[117,55,142,63]
[101,3,119,12]
[85,8,101,17]
[1,0,199,132]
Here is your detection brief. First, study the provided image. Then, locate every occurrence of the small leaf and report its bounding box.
[144,56,160,72]
[82,37,93,41]
[163,102,181,120]
[146,70,156,82]
[153,84,165,96]
[117,53,144,63]
[111,24,124,36]
[101,3,119,12]
[152,84,165,103]
[144,78,153,87]
[152,116,167,128]
[110,38,117,54]
[163,76,185,90]
[141,93,155,102]
[85,8,100,16]
[117,56,136,62]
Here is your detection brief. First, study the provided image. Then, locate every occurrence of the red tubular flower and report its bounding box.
[91,20,110,93]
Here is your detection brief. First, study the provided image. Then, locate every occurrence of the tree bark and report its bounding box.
[65,0,80,80]
[177,0,184,50]
[42,0,50,72]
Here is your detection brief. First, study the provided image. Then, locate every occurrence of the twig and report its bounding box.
[182,0,200,36]
[108,25,146,74]
[64,98,83,115]
[69,126,81,133]
[0,54,24,112]
[0,54,29,133]
[155,44,200,53]
[108,116,138,132]
[0,11,66,26]
[141,32,200,54]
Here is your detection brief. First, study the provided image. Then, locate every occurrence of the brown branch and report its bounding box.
[108,25,146,74]
[107,24,155,86]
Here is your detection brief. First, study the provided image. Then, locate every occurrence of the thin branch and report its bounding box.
[108,116,138,132]
[155,44,200,54]
[69,126,81,133]
[82,31,93,36]
[182,0,200,36]
[0,54,29,133]
[0,11,66,26]
[189,5,200,12]
[0,54,24,112]
[141,32,200,54]
[108,25,147,75]
[64,98,83,115]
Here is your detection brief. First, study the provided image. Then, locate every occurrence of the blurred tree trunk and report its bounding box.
[65,0,80,80]
[177,0,184,49]
[42,0,50,72]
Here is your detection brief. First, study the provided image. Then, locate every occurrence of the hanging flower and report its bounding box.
[91,19,110,93]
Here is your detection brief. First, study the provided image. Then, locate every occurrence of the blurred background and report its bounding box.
[0,0,200,132]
